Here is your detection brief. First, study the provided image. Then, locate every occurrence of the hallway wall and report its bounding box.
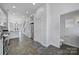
[34,4,48,47]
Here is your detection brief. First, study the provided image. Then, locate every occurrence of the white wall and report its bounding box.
[64,19,79,36]
[61,15,79,48]
[34,4,48,47]
[33,3,79,48]
[48,3,79,48]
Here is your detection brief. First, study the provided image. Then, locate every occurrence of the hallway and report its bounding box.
[0,3,79,55]
[7,35,79,55]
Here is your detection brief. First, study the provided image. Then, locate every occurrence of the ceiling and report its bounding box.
[0,3,45,17]
[0,3,45,24]
[61,10,79,20]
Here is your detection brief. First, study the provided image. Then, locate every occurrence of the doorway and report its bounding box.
[60,10,79,48]
[30,22,34,40]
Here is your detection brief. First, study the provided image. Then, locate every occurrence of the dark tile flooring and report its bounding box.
[7,36,79,55]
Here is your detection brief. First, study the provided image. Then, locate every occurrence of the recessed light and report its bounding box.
[33,3,35,5]
[12,5,16,8]
[26,11,28,14]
